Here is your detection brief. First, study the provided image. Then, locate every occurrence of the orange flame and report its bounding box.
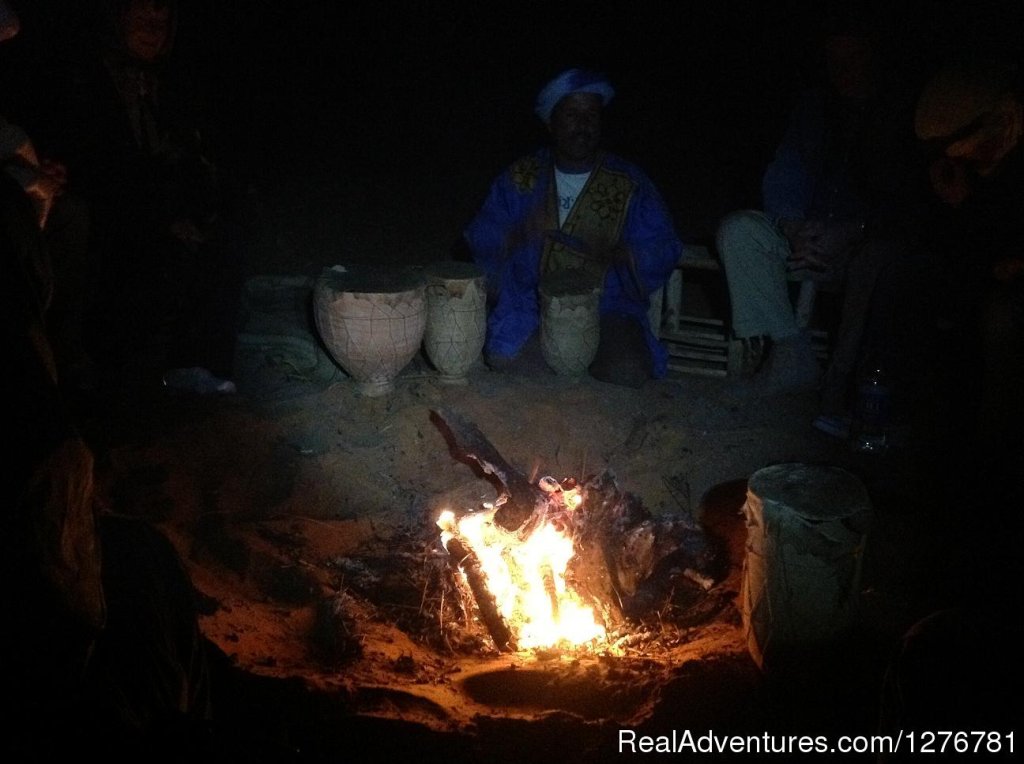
[438,497,605,650]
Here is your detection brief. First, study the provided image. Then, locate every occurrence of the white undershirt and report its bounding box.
[554,168,591,227]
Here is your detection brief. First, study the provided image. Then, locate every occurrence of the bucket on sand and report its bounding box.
[739,462,872,670]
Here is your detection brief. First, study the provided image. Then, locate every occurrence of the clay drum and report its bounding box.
[539,270,602,377]
[422,261,486,385]
[313,266,426,397]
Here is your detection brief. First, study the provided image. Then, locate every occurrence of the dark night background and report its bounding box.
[3,2,1023,759]
[3,0,1022,247]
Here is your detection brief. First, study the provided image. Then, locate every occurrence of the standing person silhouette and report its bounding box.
[53,0,245,395]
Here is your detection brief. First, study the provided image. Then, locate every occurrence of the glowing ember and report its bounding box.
[438,493,606,650]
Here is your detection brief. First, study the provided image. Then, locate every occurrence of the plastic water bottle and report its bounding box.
[849,366,890,454]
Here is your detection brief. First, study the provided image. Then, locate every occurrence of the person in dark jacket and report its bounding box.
[53,0,244,394]
[914,54,1023,494]
[715,13,921,422]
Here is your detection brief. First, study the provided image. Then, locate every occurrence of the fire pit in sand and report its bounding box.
[430,407,727,653]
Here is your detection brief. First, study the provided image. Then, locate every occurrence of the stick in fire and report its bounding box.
[430,407,547,532]
[439,528,516,651]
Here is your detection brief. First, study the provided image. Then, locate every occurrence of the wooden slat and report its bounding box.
[666,361,728,378]
[659,243,834,378]
[662,329,730,345]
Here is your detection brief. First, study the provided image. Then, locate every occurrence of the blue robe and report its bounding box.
[464,148,682,377]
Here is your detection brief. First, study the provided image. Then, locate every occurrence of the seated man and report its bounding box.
[463,68,683,387]
[914,54,1023,488]
[715,16,919,415]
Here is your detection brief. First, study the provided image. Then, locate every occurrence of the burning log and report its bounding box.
[567,471,719,622]
[430,407,545,531]
[431,408,723,651]
[438,523,516,652]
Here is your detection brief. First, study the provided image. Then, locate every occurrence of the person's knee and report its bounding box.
[715,209,769,264]
[716,209,762,244]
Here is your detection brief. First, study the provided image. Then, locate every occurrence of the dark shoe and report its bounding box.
[813,413,852,440]
[737,335,767,378]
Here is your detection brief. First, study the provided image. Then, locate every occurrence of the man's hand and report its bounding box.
[4,140,68,228]
[780,219,827,270]
[780,218,864,273]
[21,160,67,229]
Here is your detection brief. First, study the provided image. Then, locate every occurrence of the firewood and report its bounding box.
[442,533,516,652]
[430,407,545,531]
[431,408,724,645]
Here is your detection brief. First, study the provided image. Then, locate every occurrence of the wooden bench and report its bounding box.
[649,244,831,378]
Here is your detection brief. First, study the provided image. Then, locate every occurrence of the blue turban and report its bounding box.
[534,68,615,124]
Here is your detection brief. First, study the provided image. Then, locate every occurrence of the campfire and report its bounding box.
[437,479,606,651]
[431,408,724,654]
